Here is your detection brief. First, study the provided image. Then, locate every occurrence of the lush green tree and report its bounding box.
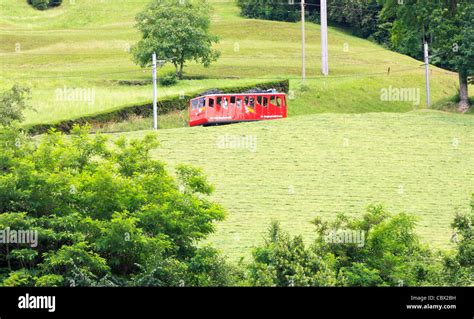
[0,85,31,128]
[442,196,474,285]
[132,0,220,79]
[328,0,383,39]
[431,2,474,111]
[237,0,386,41]
[380,0,473,111]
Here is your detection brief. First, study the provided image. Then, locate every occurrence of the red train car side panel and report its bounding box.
[189,93,287,127]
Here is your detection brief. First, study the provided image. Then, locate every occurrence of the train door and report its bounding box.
[265,95,278,119]
[206,96,216,122]
[190,97,206,126]
[276,95,285,118]
[215,96,222,121]
[220,96,231,121]
[244,95,257,120]
[261,95,272,118]
[229,95,240,121]
[279,95,287,118]
[255,95,264,119]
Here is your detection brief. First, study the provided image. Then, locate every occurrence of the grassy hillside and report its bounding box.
[0,0,464,128]
[118,111,474,261]
[1,1,472,262]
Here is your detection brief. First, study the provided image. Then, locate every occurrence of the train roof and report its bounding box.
[192,92,286,99]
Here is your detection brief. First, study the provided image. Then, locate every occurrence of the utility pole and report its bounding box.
[423,42,430,108]
[301,0,306,81]
[320,0,329,76]
[152,52,158,130]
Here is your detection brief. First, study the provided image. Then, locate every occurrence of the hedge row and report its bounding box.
[28,0,62,10]
[27,80,289,135]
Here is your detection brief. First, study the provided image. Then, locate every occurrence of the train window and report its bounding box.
[198,97,205,108]
[230,96,236,104]
[276,97,281,107]
[236,98,242,108]
[257,96,263,105]
[249,97,255,108]
[263,97,268,107]
[208,97,215,107]
[223,98,228,109]
[270,96,276,106]
[244,96,249,105]
[216,97,222,106]
[191,100,198,109]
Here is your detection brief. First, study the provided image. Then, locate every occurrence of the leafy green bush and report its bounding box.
[0,85,31,127]
[49,0,62,7]
[34,274,64,287]
[132,246,243,287]
[159,72,178,87]
[29,0,50,10]
[442,203,474,285]
[249,222,337,287]
[0,122,238,286]
[2,270,34,287]
[28,0,62,10]
[248,203,474,286]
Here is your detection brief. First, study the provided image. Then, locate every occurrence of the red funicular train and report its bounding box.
[189,90,287,126]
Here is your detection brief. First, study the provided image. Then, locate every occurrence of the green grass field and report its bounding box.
[117,111,474,260]
[1,0,473,261]
[0,0,467,127]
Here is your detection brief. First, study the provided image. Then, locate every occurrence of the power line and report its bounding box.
[0,48,391,57]
[0,68,150,80]
[0,66,423,81]
[0,52,131,56]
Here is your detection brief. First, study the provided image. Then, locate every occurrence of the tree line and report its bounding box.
[237,0,473,111]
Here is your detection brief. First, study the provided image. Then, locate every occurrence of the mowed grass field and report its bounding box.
[119,111,474,261]
[0,0,467,128]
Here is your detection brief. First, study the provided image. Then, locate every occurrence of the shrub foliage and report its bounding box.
[248,204,474,286]
[28,0,62,10]
[0,123,239,286]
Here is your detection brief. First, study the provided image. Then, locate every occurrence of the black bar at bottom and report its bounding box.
[0,287,472,318]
